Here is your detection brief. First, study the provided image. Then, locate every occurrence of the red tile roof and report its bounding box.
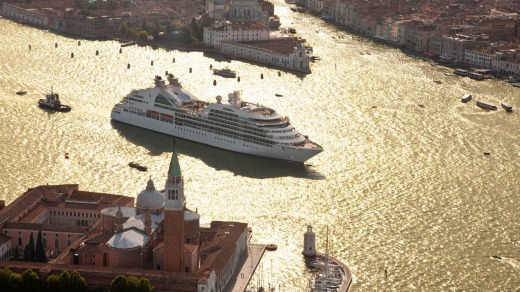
[229,37,303,56]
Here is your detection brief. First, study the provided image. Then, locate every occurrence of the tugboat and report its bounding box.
[38,89,71,112]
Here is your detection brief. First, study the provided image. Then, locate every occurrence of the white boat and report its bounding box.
[213,68,236,78]
[454,69,468,76]
[461,94,472,103]
[476,100,497,111]
[111,74,323,162]
[468,71,484,80]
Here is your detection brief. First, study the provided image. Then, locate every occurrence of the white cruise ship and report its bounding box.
[111,74,323,162]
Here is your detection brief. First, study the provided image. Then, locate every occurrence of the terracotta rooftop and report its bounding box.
[229,37,303,56]
[198,221,248,274]
[0,185,77,224]
[3,222,88,233]
[83,232,114,245]
[212,21,269,31]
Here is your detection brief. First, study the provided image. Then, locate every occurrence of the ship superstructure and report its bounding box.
[111,74,323,162]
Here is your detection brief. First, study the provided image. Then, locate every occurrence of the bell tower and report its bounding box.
[163,143,185,272]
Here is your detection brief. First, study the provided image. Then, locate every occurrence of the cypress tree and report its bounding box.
[23,245,31,261]
[35,230,47,262]
[13,247,19,261]
[28,232,35,261]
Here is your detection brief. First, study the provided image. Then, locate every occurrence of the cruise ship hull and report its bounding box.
[111,110,321,163]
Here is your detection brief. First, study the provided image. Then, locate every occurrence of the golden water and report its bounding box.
[1,4,519,290]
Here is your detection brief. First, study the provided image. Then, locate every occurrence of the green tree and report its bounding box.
[9,272,23,292]
[29,232,36,261]
[180,26,193,44]
[79,9,90,16]
[136,277,154,292]
[69,271,88,292]
[127,276,139,291]
[189,18,199,40]
[57,270,71,292]
[35,230,47,262]
[0,267,13,288]
[13,246,20,260]
[152,27,160,41]
[21,269,41,292]
[110,275,128,292]
[119,22,129,35]
[165,23,173,39]
[138,31,149,40]
[46,274,60,292]
[23,245,32,261]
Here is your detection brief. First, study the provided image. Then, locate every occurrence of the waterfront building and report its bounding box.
[397,21,437,52]
[0,147,258,291]
[464,47,497,69]
[429,33,490,64]
[203,0,312,72]
[2,3,50,27]
[204,20,271,48]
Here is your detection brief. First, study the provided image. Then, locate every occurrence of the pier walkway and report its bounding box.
[222,243,266,292]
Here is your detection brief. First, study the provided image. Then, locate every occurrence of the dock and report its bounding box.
[222,243,266,292]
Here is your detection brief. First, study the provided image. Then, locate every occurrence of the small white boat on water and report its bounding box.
[461,94,472,103]
[213,67,236,78]
[476,100,497,111]
[454,69,469,76]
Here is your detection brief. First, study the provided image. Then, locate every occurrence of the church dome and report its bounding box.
[136,178,164,210]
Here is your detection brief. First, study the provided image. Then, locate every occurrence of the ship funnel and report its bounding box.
[233,91,241,109]
[154,75,166,86]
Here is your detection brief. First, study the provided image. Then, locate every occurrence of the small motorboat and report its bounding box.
[492,255,501,260]
[16,90,27,95]
[461,94,472,103]
[213,68,236,78]
[275,93,283,97]
[476,100,497,111]
[265,244,277,251]
[501,102,513,112]
[129,162,148,171]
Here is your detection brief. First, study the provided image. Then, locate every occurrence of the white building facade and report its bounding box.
[203,20,270,48]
